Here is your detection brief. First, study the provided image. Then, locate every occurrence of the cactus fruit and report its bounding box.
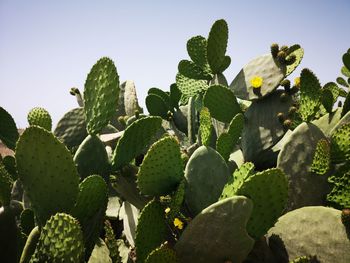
[268,206,350,263]
[112,116,163,169]
[30,213,84,263]
[175,196,255,263]
[184,146,230,215]
[135,199,167,263]
[27,107,52,131]
[16,126,79,226]
[0,107,19,150]
[137,136,183,196]
[270,43,279,58]
[84,57,120,135]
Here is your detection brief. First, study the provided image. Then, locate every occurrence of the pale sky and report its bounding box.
[1,0,349,128]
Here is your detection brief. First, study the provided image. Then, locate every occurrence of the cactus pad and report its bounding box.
[84,57,119,135]
[203,84,241,123]
[112,116,163,169]
[146,94,168,119]
[310,139,331,175]
[186,35,208,70]
[330,123,350,163]
[124,80,141,116]
[135,199,167,263]
[184,146,230,215]
[16,126,79,226]
[298,68,322,122]
[0,162,13,206]
[30,213,84,263]
[277,123,329,211]
[207,19,228,74]
[54,107,88,150]
[285,44,304,76]
[230,54,286,101]
[72,175,108,259]
[145,244,178,263]
[268,206,350,263]
[175,196,254,263]
[327,162,350,208]
[73,135,110,179]
[176,73,208,103]
[178,60,212,80]
[199,107,212,146]
[27,107,52,131]
[137,136,183,196]
[0,107,19,150]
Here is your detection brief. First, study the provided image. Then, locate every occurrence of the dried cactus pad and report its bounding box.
[230,54,286,101]
[175,196,254,263]
[16,126,79,226]
[268,206,350,263]
[84,57,119,135]
[137,136,183,196]
[30,213,84,263]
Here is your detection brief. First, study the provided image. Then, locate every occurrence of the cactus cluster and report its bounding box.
[0,19,349,263]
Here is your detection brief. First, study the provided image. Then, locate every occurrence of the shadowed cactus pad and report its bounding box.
[327,162,350,208]
[0,107,19,150]
[137,136,183,196]
[27,107,52,131]
[135,200,167,263]
[112,116,163,169]
[145,243,178,263]
[84,57,120,135]
[0,162,13,206]
[268,206,350,263]
[203,84,241,123]
[184,146,230,215]
[330,123,350,163]
[16,126,79,226]
[30,213,84,263]
[175,196,254,263]
[230,54,286,101]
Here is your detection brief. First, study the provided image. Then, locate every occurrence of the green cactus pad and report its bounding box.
[73,135,110,179]
[16,126,79,226]
[311,107,343,137]
[148,88,171,106]
[207,19,228,74]
[310,139,331,175]
[343,52,350,71]
[184,146,230,215]
[176,73,208,103]
[321,89,333,113]
[112,116,163,169]
[268,206,350,263]
[2,155,17,180]
[84,57,119,135]
[27,107,52,131]
[72,175,108,259]
[0,107,19,150]
[170,83,181,109]
[236,168,288,239]
[330,123,350,163]
[175,196,255,263]
[241,90,294,166]
[0,162,13,206]
[323,82,343,104]
[186,35,209,70]
[178,60,212,80]
[341,65,350,77]
[54,107,88,150]
[217,55,231,73]
[20,209,35,236]
[104,220,119,263]
[342,92,350,117]
[216,113,244,161]
[30,213,84,263]
[327,162,350,208]
[277,122,329,211]
[203,84,241,123]
[124,80,141,117]
[146,94,168,119]
[298,68,322,122]
[199,107,212,146]
[230,54,286,101]
[285,44,304,76]
[145,244,178,263]
[221,162,255,200]
[135,199,167,263]
[137,136,183,196]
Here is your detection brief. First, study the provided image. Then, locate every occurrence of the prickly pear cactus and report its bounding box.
[0,107,19,150]
[27,107,52,131]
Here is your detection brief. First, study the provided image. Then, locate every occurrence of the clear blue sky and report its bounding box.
[1,0,350,128]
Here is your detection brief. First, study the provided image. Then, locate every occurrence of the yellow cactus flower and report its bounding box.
[294,77,301,87]
[250,76,263,88]
[165,207,171,214]
[173,218,184,230]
